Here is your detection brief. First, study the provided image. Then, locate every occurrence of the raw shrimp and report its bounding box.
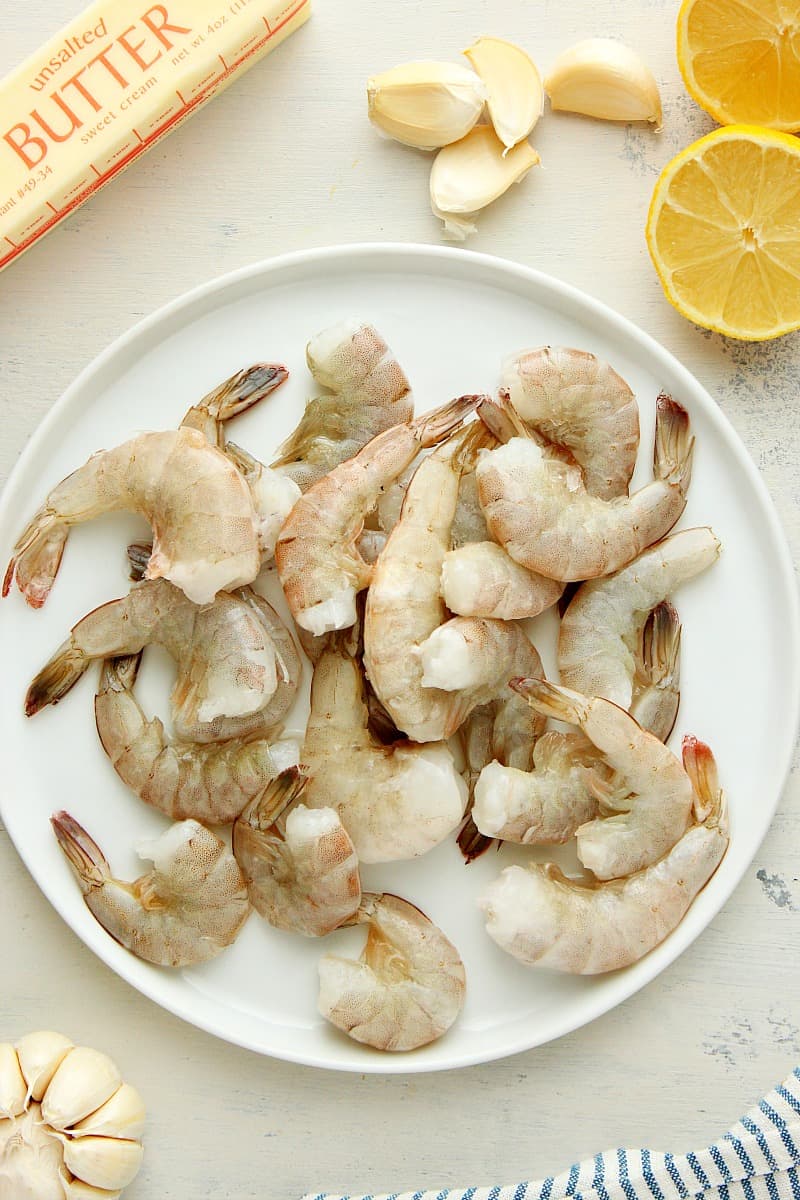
[317,893,466,1051]
[26,579,301,744]
[4,427,262,608]
[95,654,301,824]
[301,644,467,863]
[629,600,682,742]
[51,811,250,967]
[232,767,361,937]
[441,541,564,620]
[476,393,695,581]
[558,526,720,708]
[276,395,479,636]
[271,320,414,490]
[479,736,728,973]
[364,424,511,743]
[472,732,606,847]
[501,345,640,500]
[512,679,694,879]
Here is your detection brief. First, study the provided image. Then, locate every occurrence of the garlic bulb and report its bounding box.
[367,61,485,150]
[0,1033,144,1198]
[430,124,540,239]
[545,38,662,127]
[464,36,544,152]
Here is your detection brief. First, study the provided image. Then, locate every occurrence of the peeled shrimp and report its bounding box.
[26,579,301,745]
[317,894,466,1051]
[232,767,361,937]
[364,424,507,743]
[472,732,605,846]
[276,396,478,636]
[479,736,728,973]
[501,345,640,500]
[376,446,490,547]
[4,427,262,608]
[271,320,414,490]
[95,654,301,824]
[301,643,467,863]
[513,679,694,879]
[51,812,250,967]
[441,541,564,620]
[476,393,694,581]
[558,526,720,709]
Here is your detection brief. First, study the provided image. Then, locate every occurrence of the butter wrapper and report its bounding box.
[0,0,310,273]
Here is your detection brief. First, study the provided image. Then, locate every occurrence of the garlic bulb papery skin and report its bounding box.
[464,36,544,152]
[430,124,540,240]
[0,1033,144,1199]
[367,61,486,150]
[545,38,662,127]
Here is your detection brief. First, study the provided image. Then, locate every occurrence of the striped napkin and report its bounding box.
[303,1067,800,1200]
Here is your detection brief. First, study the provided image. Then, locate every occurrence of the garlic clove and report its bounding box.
[40,1047,121,1132]
[61,1136,143,1192]
[545,38,662,127]
[0,1042,27,1118]
[464,36,544,152]
[430,125,540,238]
[16,1030,74,1103]
[367,61,485,150]
[60,1173,122,1200]
[70,1084,146,1142]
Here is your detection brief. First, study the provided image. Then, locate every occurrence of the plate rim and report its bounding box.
[2,240,799,1074]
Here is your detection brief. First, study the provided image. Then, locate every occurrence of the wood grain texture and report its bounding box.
[1,3,799,1198]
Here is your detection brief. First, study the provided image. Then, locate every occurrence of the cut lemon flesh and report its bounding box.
[646,124,800,340]
[677,0,800,131]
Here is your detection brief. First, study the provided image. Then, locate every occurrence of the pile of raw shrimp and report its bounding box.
[5,319,728,1055]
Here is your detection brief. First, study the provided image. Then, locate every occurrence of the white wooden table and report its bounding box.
[2,4,799,1198]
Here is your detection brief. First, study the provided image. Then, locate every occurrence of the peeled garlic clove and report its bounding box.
[71,1084,146,1141]
[464,36,543,152]
[61,1136,143,1191]
[367,61,485,150]
[16,1030,74,1102]
[60,1174,122,1200]
[40,1046,121,1131]
[0,1042,27,1118]
[430,125,540,238]
[545,38,662,126]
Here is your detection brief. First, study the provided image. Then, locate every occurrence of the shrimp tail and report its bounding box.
[126,542,152,582]
[25,641,89,716]
[242,766,309,831]
[641,600,682,686]
[98,652,143,694]
[3,515,67,607]
[181,364,289,441]
[413,394,485,447]
[682,735,725,824]
[509,677,590,727]
[450,419,498,472]
[456,812,495,863]
[654,393,694,495]
[50,810,111,892]
[478,390,530,444]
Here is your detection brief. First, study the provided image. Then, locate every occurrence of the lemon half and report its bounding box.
[646,124,800,340]
[677,0,800,131]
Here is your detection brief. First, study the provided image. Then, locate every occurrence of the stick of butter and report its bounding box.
[0,0,310,274]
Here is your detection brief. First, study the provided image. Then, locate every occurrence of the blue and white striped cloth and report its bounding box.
[302,1068,800,1200]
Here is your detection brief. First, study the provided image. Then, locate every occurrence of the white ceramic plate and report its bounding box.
[1,244,798,1074]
